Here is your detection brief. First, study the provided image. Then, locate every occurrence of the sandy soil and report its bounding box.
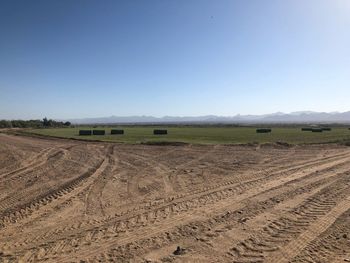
[0,133,349,263]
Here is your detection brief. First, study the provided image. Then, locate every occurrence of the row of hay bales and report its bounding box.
[79,129,168,136]
[301,127,332,132]
[255,127,339,134]
[79,129,122,136]
[79,127,346,137]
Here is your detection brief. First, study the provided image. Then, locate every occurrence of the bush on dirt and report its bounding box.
[173,246,186,255]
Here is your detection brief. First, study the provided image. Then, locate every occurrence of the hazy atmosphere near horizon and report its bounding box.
[1,0,350,119]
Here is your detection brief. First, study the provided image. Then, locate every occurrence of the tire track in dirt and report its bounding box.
[2,135,350,262]
[117,151,175,195]
[120,149,350,207]
[0,147,54,179]
[75,150,350,234]
[85,145,116,217]
[110,151,173,200]
[67,167,350,263]
[17,150,350,232]
[268,198,350,263]
[0,141,105,216]
[0,134,76,179]
[0,155,106,229]
[21,153,350,262]
[288,206,350,263]
[122,145,222,193]
[228,176,350,263]
[0,144,26,175]
[138,166,350,262]
[0,150,112,252]
[0,148,68,212]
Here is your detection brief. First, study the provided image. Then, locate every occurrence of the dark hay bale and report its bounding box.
[153,129,168,135]
[301,128,313,131]
[92,130,105,135]
[321,127,332,131]
[111,129,124,135]
[311,128,323,132]
[256,128,271,133]
[79,130,92,136]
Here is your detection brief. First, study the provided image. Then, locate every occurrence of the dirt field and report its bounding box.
[0,133,350,263]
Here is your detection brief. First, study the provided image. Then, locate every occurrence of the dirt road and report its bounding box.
[0,134,349,262]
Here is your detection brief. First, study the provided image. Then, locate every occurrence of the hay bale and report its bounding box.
[111,129,124,135]
[153,129,168,135]
[256,128,271,133]
[93,130,105,135]
[79,130,92,136]
[321,127,332,131]
[301,127,313,131]
[311,128,323,132]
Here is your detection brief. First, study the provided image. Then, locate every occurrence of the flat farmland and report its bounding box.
[27,126,350,144]
[1,133,350,262]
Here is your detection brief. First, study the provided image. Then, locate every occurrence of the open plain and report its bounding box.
[0,133,350,262]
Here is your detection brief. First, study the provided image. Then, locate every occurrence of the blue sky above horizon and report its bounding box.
[1,0,349,120]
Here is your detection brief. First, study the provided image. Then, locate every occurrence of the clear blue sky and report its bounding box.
[1,0,349,119]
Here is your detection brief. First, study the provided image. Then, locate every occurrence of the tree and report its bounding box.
[43,117,49,127]
[0,120,12,128]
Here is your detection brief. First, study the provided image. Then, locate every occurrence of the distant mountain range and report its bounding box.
[67,111,350,124]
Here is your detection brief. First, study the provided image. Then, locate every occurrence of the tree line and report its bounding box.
[0,118,71,128]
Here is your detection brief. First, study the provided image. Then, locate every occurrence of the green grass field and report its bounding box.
[26,126,350,145]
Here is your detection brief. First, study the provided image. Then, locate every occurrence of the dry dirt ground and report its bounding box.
[0,133,350,263]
